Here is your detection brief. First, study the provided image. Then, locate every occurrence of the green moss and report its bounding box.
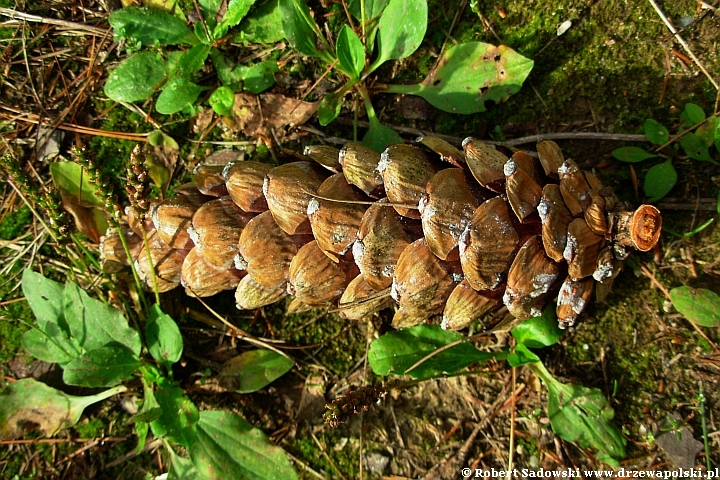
[74,417,106,438]
[288,431,359,478]
[0,205,31,240]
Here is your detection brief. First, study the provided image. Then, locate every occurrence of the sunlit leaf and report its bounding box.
[156,77,206,114]
[643,160,676,202]
[611,146,657,163]
[511,305,563,349]
[146,305,183,370]
[531,362,626,467]
[507,343,540,367]
[173,44,211,77]
[218,349,294,393]
[63,343,142,387]
[218,0,256,32]
[105,52,168,102]
[669,287,720,328]
[109,7,197,46]
[370,0,426,70]
[694,115,717,147]
[209,86,236,115]
[383,42,533,114]
[190,411,298,479]
[150,386,199,447]
[337,25,365,78]
[368,325,501,379]
[236,0,285,44]
[0,379,125,440]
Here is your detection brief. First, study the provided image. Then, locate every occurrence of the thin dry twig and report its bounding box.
[0,8,109,36]
[648,0,720,90]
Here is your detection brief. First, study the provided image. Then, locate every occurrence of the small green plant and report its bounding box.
[366,308,626,467]
[669,286,720,328]
[0,269,298,479]
[280,0,533,151]
[611,102,720,202]
[105,0,284,115]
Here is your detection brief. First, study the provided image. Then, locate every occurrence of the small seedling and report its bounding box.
[105,0,283,115]
[612,103,720,202]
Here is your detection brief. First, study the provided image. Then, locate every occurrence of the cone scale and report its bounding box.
[104,138,662,330]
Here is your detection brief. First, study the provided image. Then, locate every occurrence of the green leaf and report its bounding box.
[21,269,66,332]
[218,0,256,32]
[169,449,203,480]
[150,386,199,447]
[63,343,142,387]
[0,379,125,440]
[173,44,211,78]
[134,421,149,454]
[362,117,402,153]
[209,86,236,115]
[190,410,298,480]
[105,51,168,102]
[317,91,343,126]
[669,287,720,327]
[146,304,183,370]
[511,306,563,349]
[49,162,105,208]
[644,118,669,145]
[644,160,676,202]
[219,350,294,393]
[109,7,196,46]
[368,325,501,379]
[507,343,540,367]
[694,115,717,146]
[62,281,142,355]
[22,327,80,365]
[279,0,330,60]
[531,362,626,467]
[236,0,286,44]
[370,0,426,70]
[683,102,706,126]
[715,116,720,152]
[199,0,223,31]
[210,48,246,88]
[680,132,713,162]
[348,0,389,23]
[384,42,533,114]
[242,60,278,93]
[156,77,206,114]
[337,25,365,78]
[611,146,657,163]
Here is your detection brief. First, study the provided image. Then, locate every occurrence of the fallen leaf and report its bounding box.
[226,92,318,138]
[655,414,703,469]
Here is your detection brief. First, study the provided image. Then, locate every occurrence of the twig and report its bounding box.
[0,8,110,36]
[103,438,163,469]
[0,437,126,445]
[648,0,719,90]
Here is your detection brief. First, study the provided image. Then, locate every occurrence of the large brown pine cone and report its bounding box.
[102,138,661,330]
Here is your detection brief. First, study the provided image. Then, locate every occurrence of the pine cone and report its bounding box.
[103,138,661,330]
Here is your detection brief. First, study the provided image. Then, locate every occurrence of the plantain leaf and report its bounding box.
[644,118,669,145]
[149,386,199,447]
[362,117,403,153]
[109,6,197,46]
[279,0,331,61]
[190,411,298,479]
[531,362,626,467]
[156,77,206,114]
[242,60,278,93]
[669,286,720,328]
[368,324,501,379]
[146,305,183,370]
[644,160,676,202]
[511,305,563,349]
[105,51,168,103]
[681,132,714,163]
[0,379,125,440]
[236,0,285,44]
[63,343,142,387]
[209,86,236,115]
[611,146,657,163]
[218,349,294,393]
[383,42,533,114]
[370,0,426,71]
[336,25,365,78]
[317,91,343,126]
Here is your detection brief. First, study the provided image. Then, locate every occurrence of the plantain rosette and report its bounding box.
[103,139,661,331]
